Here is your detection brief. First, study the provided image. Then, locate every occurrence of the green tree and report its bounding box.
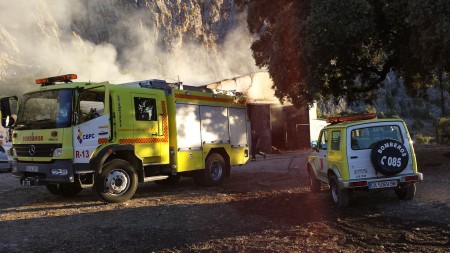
[237,0,311,105]
[404,0,450,116]
[236,0,450,109]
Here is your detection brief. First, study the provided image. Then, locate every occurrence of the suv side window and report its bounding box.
[331,131,341,151]
[319,130,328,150]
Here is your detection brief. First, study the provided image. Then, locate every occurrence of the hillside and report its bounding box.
[317,72,445,139]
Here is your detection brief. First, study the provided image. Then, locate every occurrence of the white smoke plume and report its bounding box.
[0,0,261,96]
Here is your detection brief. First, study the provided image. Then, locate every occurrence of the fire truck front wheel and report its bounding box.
[95,159,138,203]
[195,153,225,186]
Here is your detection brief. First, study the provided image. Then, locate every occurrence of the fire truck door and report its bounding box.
[131,93,162,160]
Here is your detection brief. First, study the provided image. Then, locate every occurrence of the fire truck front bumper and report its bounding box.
[12,160,75,186]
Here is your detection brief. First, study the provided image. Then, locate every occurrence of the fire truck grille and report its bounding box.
[13,144,63,157]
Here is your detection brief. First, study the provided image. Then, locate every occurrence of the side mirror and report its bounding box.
[311,140,318,150]
[1,96,17,128]
[3,115,15,127]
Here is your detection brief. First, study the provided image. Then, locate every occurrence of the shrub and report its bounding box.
[415,134,433,144]
[363,105,377,114]
[436,117,450,144]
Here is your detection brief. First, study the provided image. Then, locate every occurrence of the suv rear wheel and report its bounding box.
[329,174,349,208]
[395,183,416,200]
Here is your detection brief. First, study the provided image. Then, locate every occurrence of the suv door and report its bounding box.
[317,130,328,179]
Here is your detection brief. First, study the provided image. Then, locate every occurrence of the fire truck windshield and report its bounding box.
[16,89,73,129]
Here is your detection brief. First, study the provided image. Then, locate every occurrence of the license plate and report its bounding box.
[368,180,397,189]
[25,165,39,172]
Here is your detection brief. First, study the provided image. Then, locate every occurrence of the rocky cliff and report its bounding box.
[0,0,258,95]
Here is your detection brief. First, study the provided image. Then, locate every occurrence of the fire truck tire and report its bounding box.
[45,183,83,197]
[154,174,181,185]
[329,174,349,208]
[308,165,321,193]
[395,183,416,200]
[45,183,62,195]
[195,153,225,186]
[95,159,138,203]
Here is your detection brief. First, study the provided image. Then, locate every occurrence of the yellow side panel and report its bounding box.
[230,147,249,165]
[176,150,203,172]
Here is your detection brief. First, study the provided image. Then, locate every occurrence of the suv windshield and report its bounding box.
[16,89,73,129]
[351,125,403,150]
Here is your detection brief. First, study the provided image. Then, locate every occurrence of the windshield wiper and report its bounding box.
[14,124,30,130]
[31,118,52,123]
[26,119,56,129]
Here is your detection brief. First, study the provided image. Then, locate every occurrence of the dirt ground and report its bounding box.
[0,144,449,252]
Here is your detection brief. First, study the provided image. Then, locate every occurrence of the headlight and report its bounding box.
[10,148,16,157]
[53,148,62,157]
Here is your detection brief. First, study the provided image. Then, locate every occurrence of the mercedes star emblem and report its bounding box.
[29,145,36,156]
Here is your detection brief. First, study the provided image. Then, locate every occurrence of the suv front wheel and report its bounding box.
[308,165,321,193]
[329,174,349,208]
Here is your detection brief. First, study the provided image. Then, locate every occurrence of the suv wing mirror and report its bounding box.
[311,140,318,150]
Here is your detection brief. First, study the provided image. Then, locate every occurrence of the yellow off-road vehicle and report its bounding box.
[307,114,423,208]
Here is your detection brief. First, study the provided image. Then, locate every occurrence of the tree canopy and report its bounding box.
[236,0,450,108]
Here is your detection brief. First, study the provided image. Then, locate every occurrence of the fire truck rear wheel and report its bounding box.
[45,183,83,197]
[95,159,138,203]
[195,153,225,186]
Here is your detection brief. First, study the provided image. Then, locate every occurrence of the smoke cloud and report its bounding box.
[0,0,261,96]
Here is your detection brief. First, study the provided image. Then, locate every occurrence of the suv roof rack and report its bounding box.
[326,113,377,124]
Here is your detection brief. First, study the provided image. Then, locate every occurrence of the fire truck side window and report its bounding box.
[134,97,157,121]
[79,89,105,124]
